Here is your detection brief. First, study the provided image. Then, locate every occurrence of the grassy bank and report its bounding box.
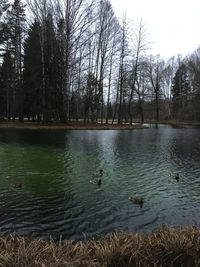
[0,227,200,266]
[0,120,200,130]
[142,119,200,127]
[0,121,145,130]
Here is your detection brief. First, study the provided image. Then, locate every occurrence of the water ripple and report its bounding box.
[0,126,200,240]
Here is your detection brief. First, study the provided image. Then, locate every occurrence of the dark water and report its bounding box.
[0,125,200,240]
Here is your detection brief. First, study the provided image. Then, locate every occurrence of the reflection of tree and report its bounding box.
[114,130,161,160]
[167,129,200,179]
[67,131,106,177]
[0,129,75,198]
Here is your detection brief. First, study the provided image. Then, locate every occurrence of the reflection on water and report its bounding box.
[0,125,200,240]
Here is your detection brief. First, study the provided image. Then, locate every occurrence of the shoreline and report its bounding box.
[0,120,199,130]
[0,121,145,130]
[0,226,198,266]
[148,120,200,127]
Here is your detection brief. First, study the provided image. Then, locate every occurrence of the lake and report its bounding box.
[0,124,200,240]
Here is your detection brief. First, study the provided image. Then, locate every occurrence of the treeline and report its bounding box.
[0,0,200,123]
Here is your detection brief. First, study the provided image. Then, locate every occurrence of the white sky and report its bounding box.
[110,0,200,60]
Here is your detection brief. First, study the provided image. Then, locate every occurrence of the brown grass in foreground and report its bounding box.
[0,227,200,266]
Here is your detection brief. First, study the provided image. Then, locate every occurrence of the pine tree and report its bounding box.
[172,63,190,120]
[23,21,42,121]
[0,0,9,46]
[43,13,58,121]
[24,16,60,122]
[0,50,15,120]
[55,19,65,121]
[7,0,26,120]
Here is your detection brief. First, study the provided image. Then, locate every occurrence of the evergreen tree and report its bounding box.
[55,19,65,121]
[172,63,190,120]
[7,0,26,120]
[0,0,9,46]
[0,50,15,120]
[23,21,42,121]
[0,65,4,116]
[24,16,60,122]
[43,13,58,121]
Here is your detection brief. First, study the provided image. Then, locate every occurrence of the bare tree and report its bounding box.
[133,58,149,123]
[117,16,128,124]
[128,19,147,124]
[106,20,120,124]
[164,56,176,119]
[147,55,165,122]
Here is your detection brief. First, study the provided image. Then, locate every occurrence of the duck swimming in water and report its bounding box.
[90,177,102,186]
[90,170,103,186]
[12,182,23,188]
[174,173,180,182]
[129,196,144,208]
[93,169,103,177]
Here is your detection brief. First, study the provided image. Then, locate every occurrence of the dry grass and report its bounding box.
[0,227,200,266]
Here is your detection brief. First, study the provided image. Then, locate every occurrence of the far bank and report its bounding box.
[0,121,145,130]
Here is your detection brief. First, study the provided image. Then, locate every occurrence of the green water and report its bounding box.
[0,126,200,240]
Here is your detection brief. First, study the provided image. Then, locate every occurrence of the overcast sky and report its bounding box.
[110,0,200,60]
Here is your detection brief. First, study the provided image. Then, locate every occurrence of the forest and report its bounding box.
[0,0,200,124]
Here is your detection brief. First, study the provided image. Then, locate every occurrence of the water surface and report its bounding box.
[0,125,200,240]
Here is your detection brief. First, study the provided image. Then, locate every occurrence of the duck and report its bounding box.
[90,177,102,186]
[174,173,180,182]
[129,196,144,208]
[93,169,103,177]
[90,169,103,186]
[12,182,23,188]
